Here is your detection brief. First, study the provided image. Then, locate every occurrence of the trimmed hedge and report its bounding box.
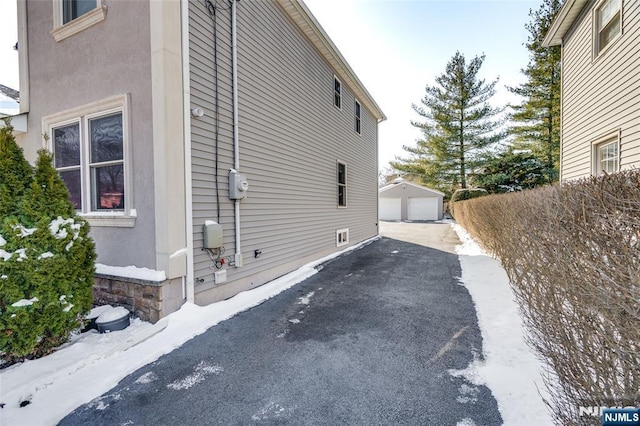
[449,188,488,217]
[453,171,640,425]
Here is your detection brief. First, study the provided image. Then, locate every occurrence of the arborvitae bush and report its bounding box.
[0,124,95,362]
[0,119,32,218]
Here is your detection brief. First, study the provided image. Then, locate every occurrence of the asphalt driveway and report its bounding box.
[61,222,501,425]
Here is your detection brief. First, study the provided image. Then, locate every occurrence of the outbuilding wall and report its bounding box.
[379,183,443,221]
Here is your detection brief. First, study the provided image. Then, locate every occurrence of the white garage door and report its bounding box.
[407,197,439,221]
[379,197,401,221]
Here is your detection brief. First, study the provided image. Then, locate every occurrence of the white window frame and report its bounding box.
[354,99,362,135]
[51,0,106,42]
[336,228,349,247]
[592,131,620,175]
[593,0,622,58]
[337,161,347,208]
[42,94,135,227]
[334,76,342,110]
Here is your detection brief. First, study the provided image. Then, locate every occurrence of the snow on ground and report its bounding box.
[0,237,378,426]
[451,224,553,426]
[1,226,553,426]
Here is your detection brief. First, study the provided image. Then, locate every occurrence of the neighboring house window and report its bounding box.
[595,0,622,55]
[52,0,105,42]
[594,138,619,174]
[334,77,342,109]
[43,94,134,227]
[355,100,361,135]
[337,162,347,207]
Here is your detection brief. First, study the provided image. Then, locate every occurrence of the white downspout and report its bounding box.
[181,0,195,302]
[231,0,243,267]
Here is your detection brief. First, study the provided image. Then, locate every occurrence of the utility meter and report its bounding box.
[229,169,248,200]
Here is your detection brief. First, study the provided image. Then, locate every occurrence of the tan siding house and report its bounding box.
[13,0,385,321]
[543,0,640,181]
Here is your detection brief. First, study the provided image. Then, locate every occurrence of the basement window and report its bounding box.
[336,228,349,247]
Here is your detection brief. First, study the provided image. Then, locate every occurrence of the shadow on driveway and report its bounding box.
[61,227,501,426]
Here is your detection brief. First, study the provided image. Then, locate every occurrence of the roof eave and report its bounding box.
[276,0,386,122]
[542,0,590,47]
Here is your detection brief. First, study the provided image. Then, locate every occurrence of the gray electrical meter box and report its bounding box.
[203,221,223,249]
[229,169,248,200]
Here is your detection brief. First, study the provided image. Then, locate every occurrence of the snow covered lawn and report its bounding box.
[1,226,552,425]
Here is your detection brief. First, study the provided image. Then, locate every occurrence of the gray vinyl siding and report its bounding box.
[189,0,236,289]
[189,0,378,295]
[560,1,640,180]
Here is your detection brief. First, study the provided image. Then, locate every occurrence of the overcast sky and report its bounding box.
[0,0,539,168]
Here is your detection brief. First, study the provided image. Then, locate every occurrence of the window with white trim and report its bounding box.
[44,95,133,226]
[334,77,342,109]
[595,0,622,55]
[337,161,347,207]
[354,100,361,135]
[336,228,349,247]
[52,0,105,42]
[594,138,619,174]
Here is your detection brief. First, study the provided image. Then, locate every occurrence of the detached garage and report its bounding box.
[379,179,444,221]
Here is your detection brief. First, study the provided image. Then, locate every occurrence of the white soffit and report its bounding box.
[543,0,590,47]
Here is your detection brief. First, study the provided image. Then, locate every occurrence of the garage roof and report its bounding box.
[379,179,444,197]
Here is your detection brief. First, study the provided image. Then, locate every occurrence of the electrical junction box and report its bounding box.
[214,269,227,284]
[203,221,223,249]
[229,169,248,200]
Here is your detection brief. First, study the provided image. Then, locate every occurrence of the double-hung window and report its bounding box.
[52,0,106,42]
[334,77,342,109]
[354,100,362,135]
[44,95,133,226]
[595,0,622,55]
[337,162,347,207]
[62,0,96,24]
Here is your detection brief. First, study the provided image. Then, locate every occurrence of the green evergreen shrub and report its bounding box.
[0,118,32,218]
[0,127,95,362]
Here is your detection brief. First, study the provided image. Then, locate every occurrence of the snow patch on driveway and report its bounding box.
[451,224,552,426]
[167,361,223,391]
[297,291,315,305]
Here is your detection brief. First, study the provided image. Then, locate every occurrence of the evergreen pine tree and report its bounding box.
[391,52,504,196]
[508,0,563,182]
[470,148,549,193]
